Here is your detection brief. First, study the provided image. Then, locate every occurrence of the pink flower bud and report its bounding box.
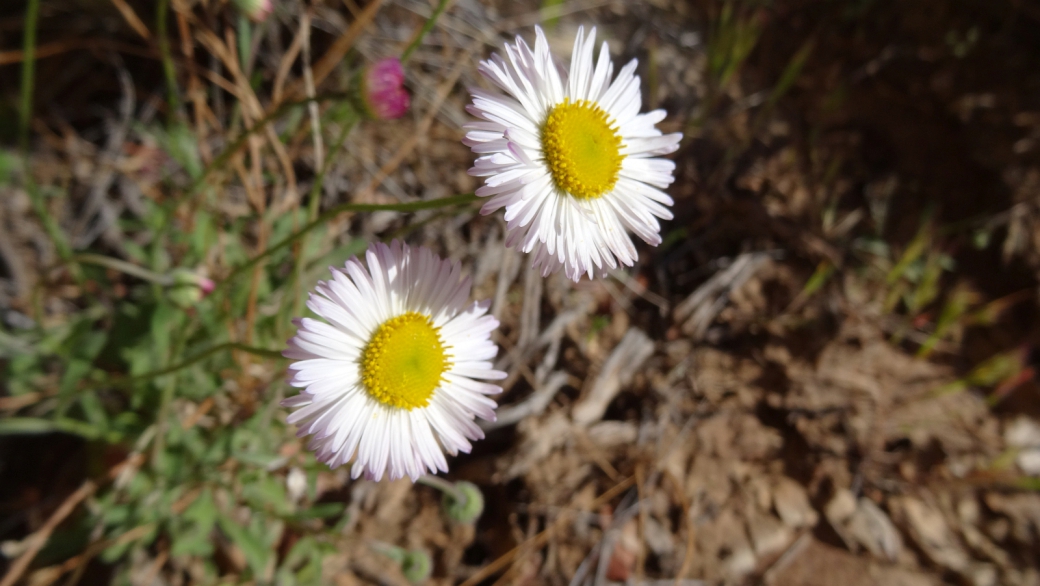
[198,277,216,296]
[170,269,216,306]
[233,0,272,22]
[360,58,410,120]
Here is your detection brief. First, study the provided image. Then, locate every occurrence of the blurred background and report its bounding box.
[2,0,1040,584]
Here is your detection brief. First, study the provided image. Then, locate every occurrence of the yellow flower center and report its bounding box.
[360,312,449,410]
[541,99,624,200]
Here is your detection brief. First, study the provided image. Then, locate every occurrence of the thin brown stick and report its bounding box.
[665,470,696,583]
[0,31,235,102]
[139,550,169,586]
[300,11,324,173]
[351,39,479,208]
[0,456,141,586]
[635,463,648,581]
[109,0,151,41]
[0,38,97,65]
[0,392,45,411]
[25,524,154,586]
[272,20,305,105]
[458,476,636,586]
[0,482,98,586]
[281,0,387,101]
[175,8,212,164]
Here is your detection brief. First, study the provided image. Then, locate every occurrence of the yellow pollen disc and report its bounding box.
[541,98,624,200]
[360,312,449,410]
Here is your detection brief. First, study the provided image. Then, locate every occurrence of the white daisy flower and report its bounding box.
[465,26,683,281]
[282,240,505,482]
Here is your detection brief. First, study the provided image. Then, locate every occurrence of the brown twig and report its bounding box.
[350,38,480,207]
[0,392,44,411]
[458,476,636,586]
[0,455,142,586]
[635,463,648,581]
[109,0,151,41]
[0,483,98,586]
[281,0,387,102]
[25,524,154,586]
[664,470,695,583]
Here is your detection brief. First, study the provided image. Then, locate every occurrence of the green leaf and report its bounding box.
[801,261,834,299]
[171,490,218,557]
[191,211,216,259]
[286,502,345,521]
[217,514,271,578]
[170,531,214,558]
[149,301,181,365]
[278,536,327,583]
[57,321,107,401]
[78,392,109,429]
[243,476,290,515]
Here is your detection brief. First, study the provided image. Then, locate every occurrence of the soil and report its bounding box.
[2,0,1040,584]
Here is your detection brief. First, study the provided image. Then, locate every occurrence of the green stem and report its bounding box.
[212,193,478,295]
[20,0,80,282]
[0,416,119,442]
[416,474,465,503]
[105,342,284,389]
[186,93,346,197]
[401,0,452,63]
[292,109,359,318]
[367,540,406,563]
[74,253,173,285]
[237,14,252,76]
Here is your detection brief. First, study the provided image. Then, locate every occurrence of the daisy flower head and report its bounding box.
[282,240,505,482]
[465,26,683,281]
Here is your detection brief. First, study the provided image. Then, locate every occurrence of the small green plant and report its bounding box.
[0,2,470,583]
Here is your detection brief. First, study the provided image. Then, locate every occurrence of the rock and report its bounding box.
[605,519,640,581]
[643,516,676,558]
[958,496,980,525]
[846,498,902,562]
[747,508,795,559]
[571,329,653,425]
[825,489,858,525]
[1005,417,1040,475]
[983,493,1040,546]
[773,477,818,529]
[890,497,969,572]
[1005,417,1040,447]
[1016,449,1040,476]
[966,563,999,586]
[699,509,757,580]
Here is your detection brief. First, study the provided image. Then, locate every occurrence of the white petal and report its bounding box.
[282,240,503,482]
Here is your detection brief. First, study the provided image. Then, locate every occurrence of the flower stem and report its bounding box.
[401,0,452,63]
[212,193,478,295]
[73,253,173,286]
[417,474,465,503]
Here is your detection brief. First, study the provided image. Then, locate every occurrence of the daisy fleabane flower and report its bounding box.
[465,26,683,281]
[282,240,505,482]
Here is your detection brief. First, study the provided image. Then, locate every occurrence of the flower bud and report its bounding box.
[372,543,432,584]
[400,549,432,583]
[359,58,410,120]
[233,0,272,22]
[442,480,484,525]
[168,269,215,307]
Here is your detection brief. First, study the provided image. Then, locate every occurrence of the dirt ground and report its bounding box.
[2,0,1040,584]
